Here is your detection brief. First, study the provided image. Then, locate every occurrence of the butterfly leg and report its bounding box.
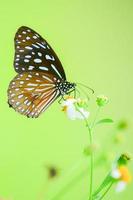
[74,88,76,98]
[66,88,76,98]
[58,95,66,104]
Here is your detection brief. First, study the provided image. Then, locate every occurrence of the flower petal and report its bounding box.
[115,181,127,192]
[61,96,90,120]
[75,108,90,120]
[111,168,121,179]
[67,105,77,120]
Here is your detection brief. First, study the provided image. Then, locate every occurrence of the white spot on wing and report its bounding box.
[18,94,24,98]
[39,66,48,70]
[36,42,46,49]
[20,81,24,84]
[51,64,62,79]
[25,55,31,58]
[28,74,32,78]
[47,45,50,49]
[34,58,42,63]
[27,102,31,106]
[26,36,30,40]
[24,59,30,63]
[32,44,40,49]
[11,93,15,97]
[33,35,37,39]
[45,55,55,61]
[25,46,33,50]
[28,66,34,70]
[16,102,20,106]
[38,52,42,57]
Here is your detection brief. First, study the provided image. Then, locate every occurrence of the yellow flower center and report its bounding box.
[118,166,132,183]
[62,106,68,112]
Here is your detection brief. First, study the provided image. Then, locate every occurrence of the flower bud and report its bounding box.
[96,95,109,107]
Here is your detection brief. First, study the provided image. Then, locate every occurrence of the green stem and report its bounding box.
[74,106,94,200]
[49,166,88,200]
[49,154,108,200]
[90,107,100,129]
[88,107,100,200]
[93,155,120,197]
[73,107,93,200]
[88,127,93,200]
[98,181,114,200]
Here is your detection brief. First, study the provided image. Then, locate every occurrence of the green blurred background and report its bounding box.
[0,0,133,199]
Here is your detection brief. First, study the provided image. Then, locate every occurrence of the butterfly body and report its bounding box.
[56,81,76,95]
[8,26,76,118]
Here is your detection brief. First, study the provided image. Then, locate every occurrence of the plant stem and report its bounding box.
[88,107,100,200]
[93,155,120,198]
[98,181,114,200]
[90,107,100,129]
[49,166,88,200]
[88,127,93,200]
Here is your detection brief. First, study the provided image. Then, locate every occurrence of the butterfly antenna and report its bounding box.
[76,82,94,94]
[76,86,90,102]
[75,88,81,98]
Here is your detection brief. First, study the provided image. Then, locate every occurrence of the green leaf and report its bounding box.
[96,118,114,125]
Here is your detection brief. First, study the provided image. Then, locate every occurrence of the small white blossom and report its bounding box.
[62,97,90,120]
[111,168,121,179]
[111,166,132,193]
[115,181,127,192]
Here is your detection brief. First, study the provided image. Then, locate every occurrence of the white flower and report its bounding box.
[115,181,127,192]
[111,166,132,193]
[111,168,121,179]
[62,97,90,120]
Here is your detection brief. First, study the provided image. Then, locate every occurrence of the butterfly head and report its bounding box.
[56,81,76,95]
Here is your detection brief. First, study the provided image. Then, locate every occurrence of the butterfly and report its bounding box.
[7,26,76,118]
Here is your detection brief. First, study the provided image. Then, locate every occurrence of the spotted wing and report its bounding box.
[8,72,60,118]
[14,26,66,81]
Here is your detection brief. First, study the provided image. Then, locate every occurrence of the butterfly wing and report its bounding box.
[8,71,60,118]
[14,26,66,81]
